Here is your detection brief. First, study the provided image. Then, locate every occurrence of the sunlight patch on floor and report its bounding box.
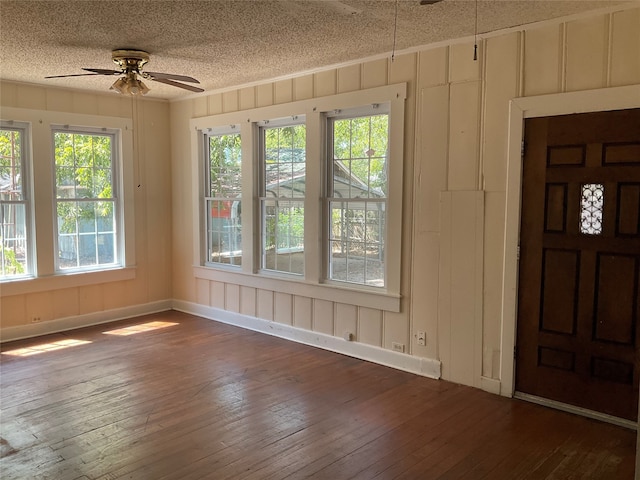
[2,339,92,357]
[102,321,178,336]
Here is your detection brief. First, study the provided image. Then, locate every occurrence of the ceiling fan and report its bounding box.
[45,49,204,95]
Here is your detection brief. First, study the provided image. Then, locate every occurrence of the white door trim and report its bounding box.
[499,84,640,398]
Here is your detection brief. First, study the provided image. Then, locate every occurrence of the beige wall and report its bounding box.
[1,5,638,394]
[0,84,173,336]
[170,5,640,390]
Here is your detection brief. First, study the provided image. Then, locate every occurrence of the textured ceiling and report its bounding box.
[0,0,632,100]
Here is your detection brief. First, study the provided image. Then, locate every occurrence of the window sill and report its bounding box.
[0,267,136,297]
[193,265,400,312]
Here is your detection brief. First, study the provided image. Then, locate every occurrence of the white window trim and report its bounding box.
[324,105,390,289]
[52,125,123,273]
[0,107,136,297]
[202,124,243,268]
[0,120,34,280]
[257,115,307,276]
[191,83,406,312]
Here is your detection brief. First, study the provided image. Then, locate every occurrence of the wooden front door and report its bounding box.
[515,108,640,421]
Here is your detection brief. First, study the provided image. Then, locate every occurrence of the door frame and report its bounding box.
[500,84,640,400]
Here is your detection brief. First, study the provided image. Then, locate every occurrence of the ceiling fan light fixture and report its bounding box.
[110,77,128,94]
[110,73,149,96]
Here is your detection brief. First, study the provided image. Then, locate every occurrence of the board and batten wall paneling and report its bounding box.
[610,8,640,87]
[293,296,313,331]
[240,286,257,317]
[358,307,383,348]
[448,80,481,191]
[274,292,293,326]
[313,299,334,336]
[523,24,563,97]
[439,191,484,386]
[565,15,609,92]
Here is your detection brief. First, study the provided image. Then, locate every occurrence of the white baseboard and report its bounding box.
[0,300,172,343]
[173,299,442,380]
[480,375,501,395]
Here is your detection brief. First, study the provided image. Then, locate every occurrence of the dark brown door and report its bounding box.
[516,109,640,421]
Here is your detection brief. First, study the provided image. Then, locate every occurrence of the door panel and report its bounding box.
[516,109,640,421]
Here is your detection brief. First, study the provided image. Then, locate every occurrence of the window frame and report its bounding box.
[0,120,34,280]
[324,106,390,288]
[203,125,243,268]
[52,125,123,273]
[191,83,406,312]
[0,107,136,297]
[257,116,307,276]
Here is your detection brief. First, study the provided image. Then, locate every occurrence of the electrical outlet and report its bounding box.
[417,331,426,346]
[392,342,405,353]
[31,316,42,323]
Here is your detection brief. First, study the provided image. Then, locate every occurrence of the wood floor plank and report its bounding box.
[1,311,636,480]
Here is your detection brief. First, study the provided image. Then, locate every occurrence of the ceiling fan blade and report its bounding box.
[145,71,200,83]
[82,68,122,76]
[45,73,105,78]
[151,77,204,93]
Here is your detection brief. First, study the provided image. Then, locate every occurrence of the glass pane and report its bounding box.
[264,124,306,199]
[56,167,77,198]
[332,114,388,199]
[580,183,604,235]
[93,168,112,198]
[57,200,116,270]
[78,233,97,266]
[209,133,242,197]
[262,199,304,275]
[1,203,28,276]
[97,233,115,264]
[55,132,113,196]
[206,199,242,266]
[329,201,385,287]
[0,130,24,202]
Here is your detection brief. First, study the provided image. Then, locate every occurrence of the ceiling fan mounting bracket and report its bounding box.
[112,49,149,72]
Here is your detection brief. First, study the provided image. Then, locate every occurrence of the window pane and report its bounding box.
[1,127,29,278]
[261,123,306,275]
[54,131,117,271]
[206,133,242,266]
[333,115,388,197]
[1,203,27,276]
[329,113,388,287]
[329,201,385,287]
[264,124,306,199]
[262,199,304,275]
[206,199,242,266]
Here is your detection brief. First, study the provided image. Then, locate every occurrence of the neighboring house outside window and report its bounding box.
[53,128,120,272]
[259,119,306,275]
[0,123,31,279]
[327,111,388,287]
[205,129,242,266]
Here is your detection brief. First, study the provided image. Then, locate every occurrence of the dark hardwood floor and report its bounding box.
[0,310,636,479]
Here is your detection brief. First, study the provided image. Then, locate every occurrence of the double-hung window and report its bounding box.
[326,109,389,287]
[53,127,120,271]
[0,122,31,279]
[194,83,405,311]
[204,128,242,266]
[259,118,306,275]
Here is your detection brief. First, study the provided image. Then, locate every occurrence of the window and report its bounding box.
[192,83,405,311]
[259,119,306,275]
[53,128,120,271]
[327,111,388,287]
[0,123,31,279]
[205,129,242,266]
